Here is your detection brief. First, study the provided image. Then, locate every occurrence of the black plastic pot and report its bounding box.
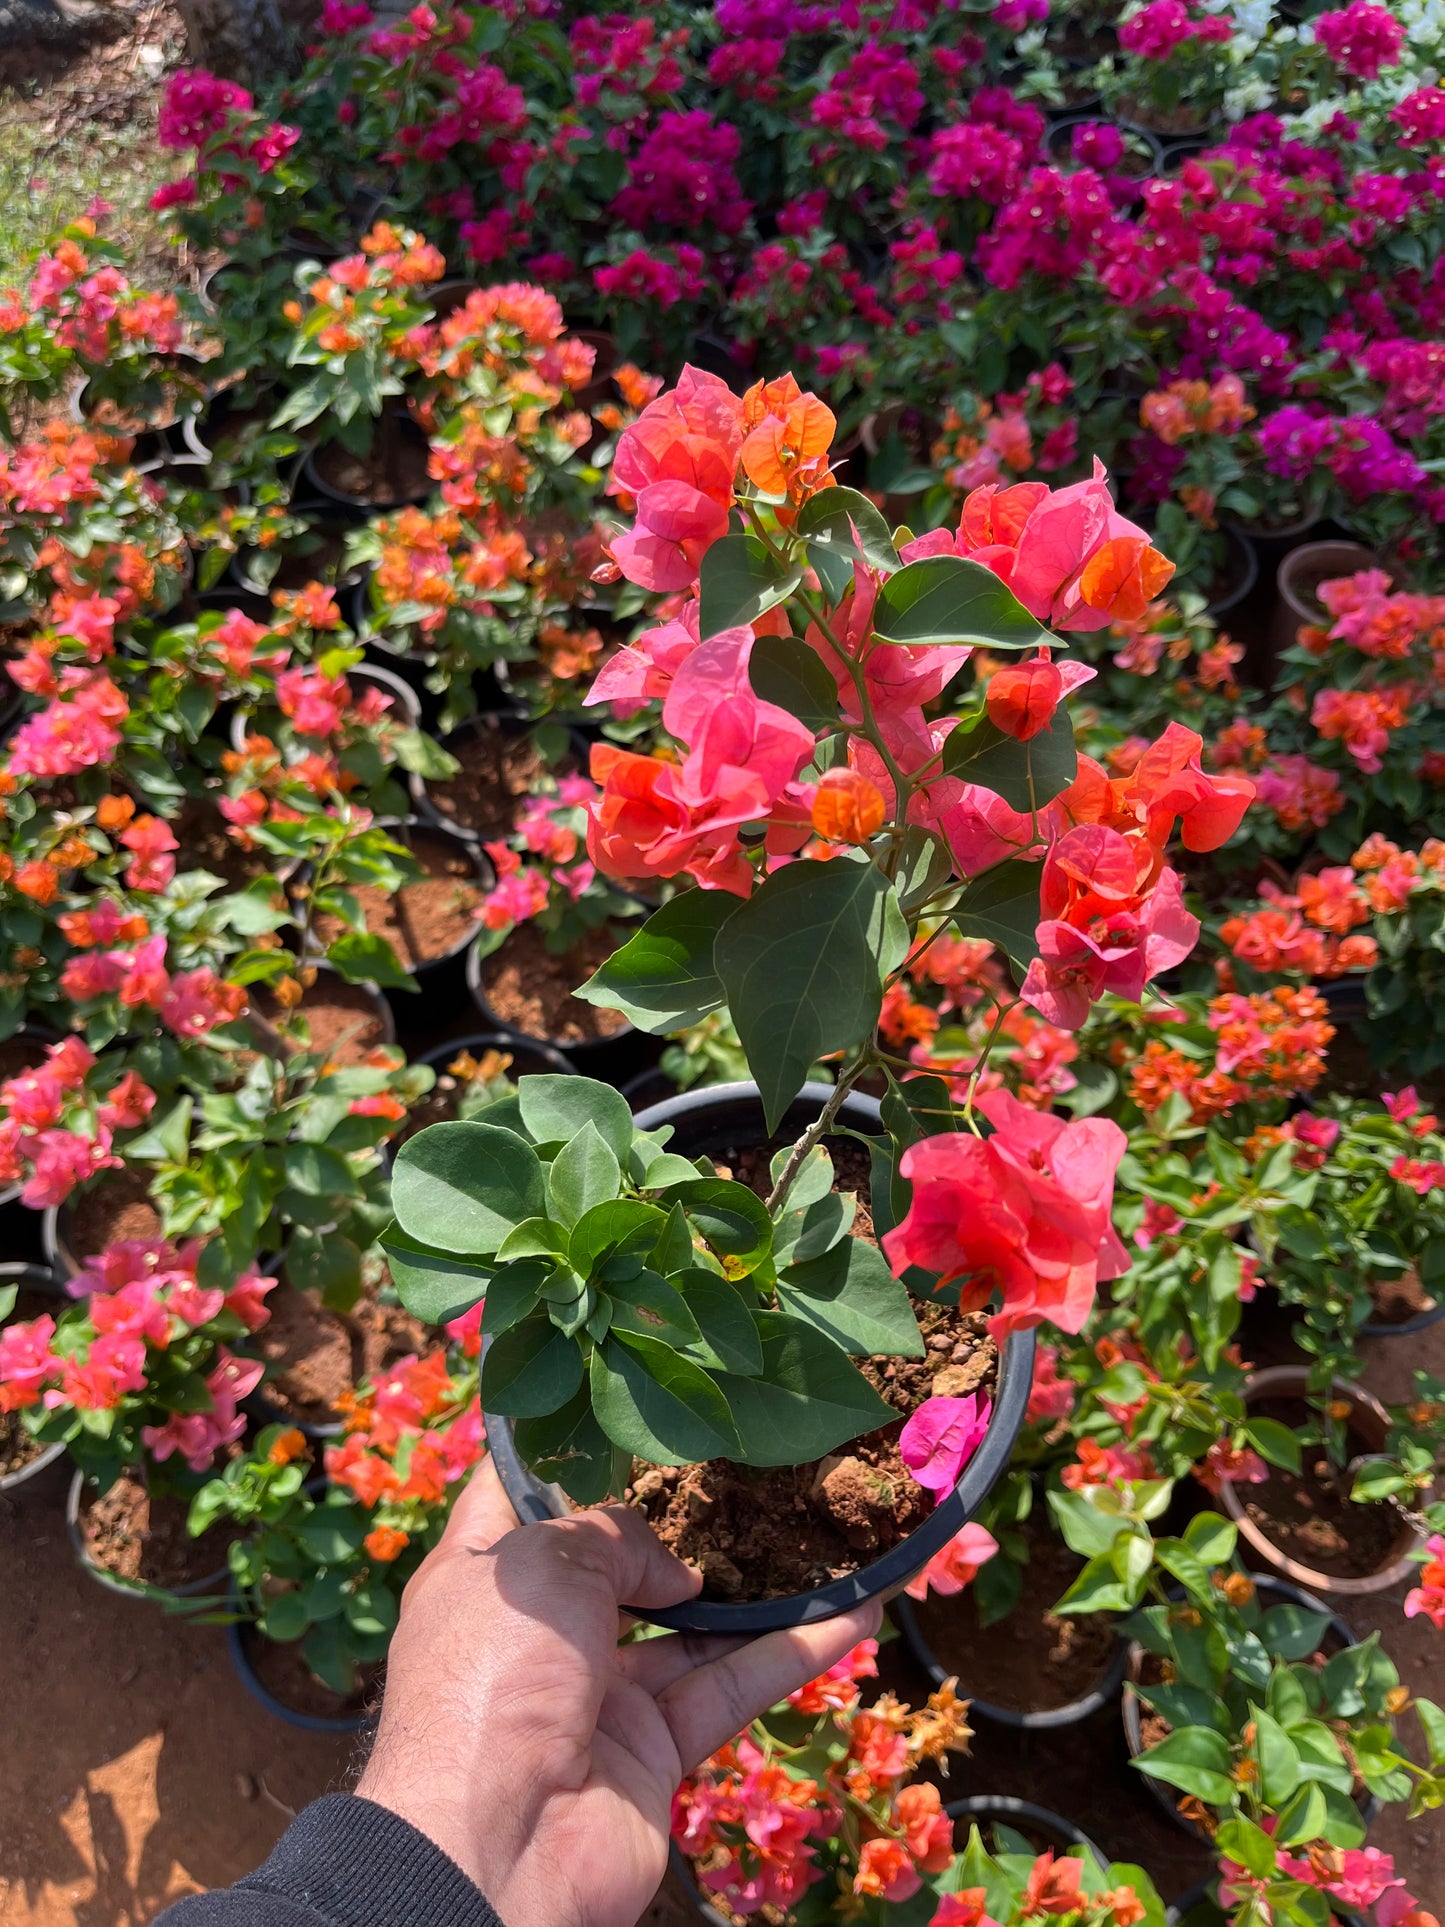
[400,1031,574,1145]
[1204,526,1260,621]
[485,1082,1035,1634]
[411,710,589,846]
[465,927,647,1083]
[944,1796,1106,1862]
[1167,1882,1223,1927]
[226,1614,371,1734]
[893,1589,1128,1729]
[66,1467,232,1601]
[620,1065,680,1114]
[1122,1575,1370,1840]
[0,1262,70,1492]
[300,412,432,513]
[229,658,421,754]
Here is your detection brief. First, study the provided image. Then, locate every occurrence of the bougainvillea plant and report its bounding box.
[380,368,1252,1500]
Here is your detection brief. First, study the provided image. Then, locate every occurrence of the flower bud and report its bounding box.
[985,657,1064,741]
[812,768,887,845]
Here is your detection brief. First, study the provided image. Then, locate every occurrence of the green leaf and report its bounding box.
[1246,1418,1302,1474]
[325,929,420,993]
[952,860,1043,973]
[1416,1697,1445,1768]
[676,1270,765,1375]
[123,1095,193,1163]
[391,1122,546,1256]
[715,856,905,1130]
[749,633,842,731]
[515,1387,620,1504]
[378,1225,492,1324]
[548,1121,622,1225]
[794,484,901,576]
[496,1219,571,1261]
[282,1142,358,1199]
[576,892,735,1033]
[941,709,1077,814]
[1259,1604,1333,1661]
[480,1316,583,1417]
[1133,1725,1236,1807]
[571,1199,667,1279]
[778,1236,924,1358]
[1047,1486,1136,1559]
[872,555,1050,649]
[698,532,803,639]
[606,1269,702,1351]
[713,1311,893,1465]
[480,1261,548,1335]
[1215,1818,1276,1881]
[657,1178,773,1274]
[1253,1708,1301,1806]
[592,1333,739,1462]
[1274,1781,1329,1847]
[516,1077,635,1160]
[1183,1511,1237,1566]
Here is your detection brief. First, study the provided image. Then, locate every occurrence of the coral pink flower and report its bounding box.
[0,1315,60,1409]
[97,1071,157,1130]
[120,814,180,893]
[1026,1344,1076,1422]
[54,1330,146,1410]
[90,1279,172,1348]
[21,1127,120,1208]
[899,1393,993,1498]
[903,1521,999,1599]
[932,1890,1002,1927]
[854,1837,921,1902]
[1404,1536,1445,1629]
[161,968,246,1038]
[609,366,744,591]
[893,1784,954,1873]
[224,1270,278,1331]
[884,1089,1128,1338]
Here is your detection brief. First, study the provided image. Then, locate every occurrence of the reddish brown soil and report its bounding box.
[633,1300,996,1600]
[243,1634,376,1723]
[313,829,483,970]
[1368,1266,1438,1325]
[257,979,390,1067]
[173,797,280,893]
[1241,1397,1414,1579]
[478,922,630,1044]
[1,1412,50,1479]
[66,1170,163,1265]
[79,1476,232,1592]
[912,1517,1118,1713]
[253,1284,429,1428]
[309,432,431,507]
[424,721,570,842]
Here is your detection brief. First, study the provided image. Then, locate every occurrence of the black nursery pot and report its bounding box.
[398,1030,575,1144]
[485,1081,1036,1635]
[1122,1576,1369,1841]
[226,1615,371,1735]
[1205,526,1261,621]
[892,1588,1129,1730]
[944,1795,1107,1864]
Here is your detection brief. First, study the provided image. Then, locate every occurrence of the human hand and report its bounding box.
[356,1459,882,1927]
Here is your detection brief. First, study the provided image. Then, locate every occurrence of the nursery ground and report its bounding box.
[3,1310,1442,1926]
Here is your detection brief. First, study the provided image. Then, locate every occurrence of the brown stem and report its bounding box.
[764,1055,872,1215]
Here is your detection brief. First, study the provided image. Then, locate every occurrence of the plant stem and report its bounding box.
[765,1054,873,1215]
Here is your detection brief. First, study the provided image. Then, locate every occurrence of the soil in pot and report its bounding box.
[68,1167,163,1260]
[313,829,483,972]
[1239,1396,1408,1580]
[910,1515,1118,1714]
[425,720,576,843]
[309,425,431,507]
[80,1474,232,1589]
[1366,1266,1438,1326]
[621,1140,998,1600]
[477,922,631,1046]
[245,1630,378,1721]
[254,1280,429,1428]
[0,1032,51,1088]
[255,977,391,1067]
[174,796,282,893]
[82,368,208,436]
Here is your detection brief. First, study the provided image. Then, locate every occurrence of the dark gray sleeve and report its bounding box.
[152,1794,505,1927]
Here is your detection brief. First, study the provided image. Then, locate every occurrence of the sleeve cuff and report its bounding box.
[238,1793,504,1927]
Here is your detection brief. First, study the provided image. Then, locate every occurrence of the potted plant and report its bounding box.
[379,367,1255,1628]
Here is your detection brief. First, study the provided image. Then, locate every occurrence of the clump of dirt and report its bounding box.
[253,1282,429,1428]
[80,1474,232,1590]
[0,1412,49,1479]
[911,1516,1118,1713]
[477,921,631,1044]
[1241,1396,1413,1579]
[630,1298,996,1601]
[66,1168,163,1263]
[313,828,483,970]
[425,719,576,843]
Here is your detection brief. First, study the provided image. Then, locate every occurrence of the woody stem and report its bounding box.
[765,1052,874,1216]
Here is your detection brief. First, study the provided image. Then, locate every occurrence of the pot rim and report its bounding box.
[892,1589,1129,1729]
[486,1082,1034,1632]
[65,1465,232,1601]
[1217,1366,1423,1594]
[942,1794,1106,1862]
[300,421,432,513]
[302,813,494,978]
